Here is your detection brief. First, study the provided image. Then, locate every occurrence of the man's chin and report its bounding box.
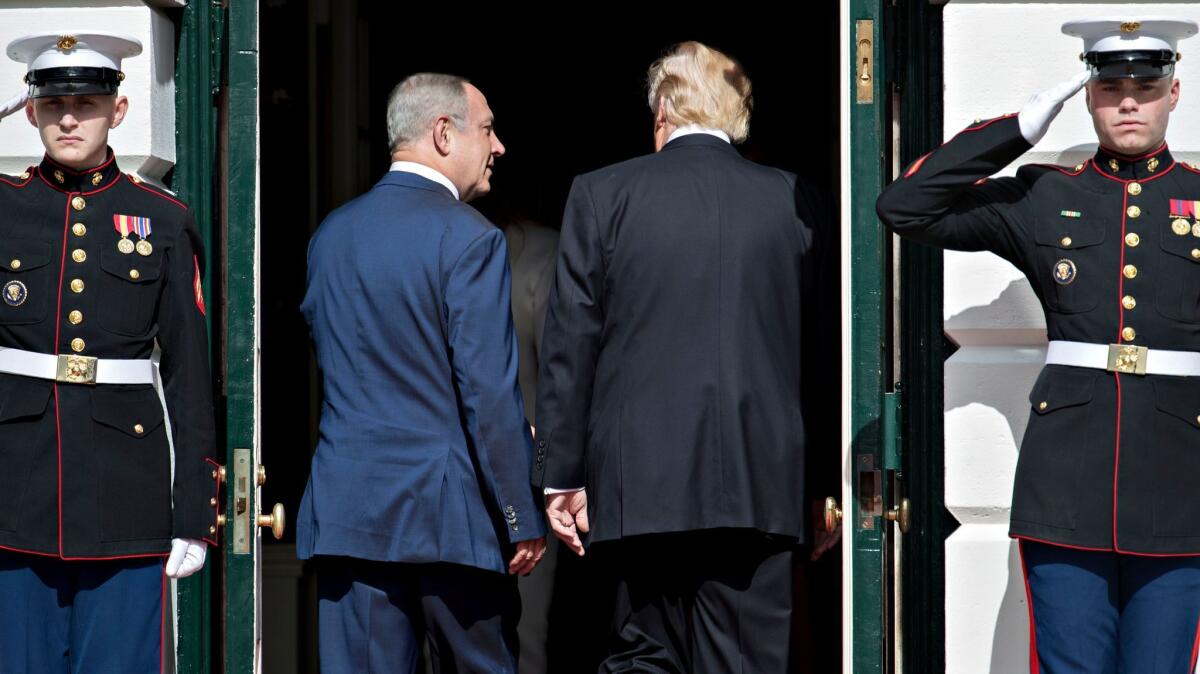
[47,147,91,167]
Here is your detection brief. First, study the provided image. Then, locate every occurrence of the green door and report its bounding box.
[172,1,267,672]
[849,2,951,671]
[847,0,905,671]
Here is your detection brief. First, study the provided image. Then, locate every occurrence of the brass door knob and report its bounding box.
[257,502,286,540]
[824,496,843,532]
[885,498,911,534]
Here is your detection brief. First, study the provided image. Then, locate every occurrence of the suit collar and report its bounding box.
[380,168,459,199]
[661,133,739,155]
[387,161,459,199]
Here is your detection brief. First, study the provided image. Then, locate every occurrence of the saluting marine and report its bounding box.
[878,17,1200,674]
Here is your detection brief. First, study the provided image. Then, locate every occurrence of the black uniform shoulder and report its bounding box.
[1178,161,1200,177]
[121,174,191,214]
[1016,159,1089,182]
[0,167,35,189]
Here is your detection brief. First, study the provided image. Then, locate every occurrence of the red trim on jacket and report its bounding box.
[903,152,932,178]
[1018,541,1040,674]
[1010,535,1112,553]
[1091,159,1178,184]
[901,113,1019,180]
[42,152,117,176]
[53,196,71,556]
[0,542,170,561]
[0,169,34,188]
[1098,142,1168,163]
[1030,160,1089,177]
[125,175,188,210]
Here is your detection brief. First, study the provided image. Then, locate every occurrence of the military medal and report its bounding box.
[114,214,153,256]
[1169,200,1200,237]
[133,216,153,256]
[114,213,134,253]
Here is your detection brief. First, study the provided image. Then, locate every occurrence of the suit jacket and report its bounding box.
[0,151,217,559]
[533,134,824,544]
[504,221,559,422]
[877,114,1200,554]
[298,170,546,573]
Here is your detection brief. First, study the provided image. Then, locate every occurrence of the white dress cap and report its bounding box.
[6,32,142,73]
[1062,17,1198,55]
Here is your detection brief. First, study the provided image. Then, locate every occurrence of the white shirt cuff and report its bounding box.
[544,487,585,495]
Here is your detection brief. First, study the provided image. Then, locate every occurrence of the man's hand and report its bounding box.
[509,537,547,576]
[165,538,207,579]
[545,490,589,556]
[0,91,27,121]
[1018,70,1092,145]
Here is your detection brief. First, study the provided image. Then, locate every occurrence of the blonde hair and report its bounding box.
[646,42,752,143]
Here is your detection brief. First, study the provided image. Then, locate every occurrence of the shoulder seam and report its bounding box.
[125,175,188,210]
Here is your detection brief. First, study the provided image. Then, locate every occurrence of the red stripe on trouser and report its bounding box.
[1019,541,1040,674]
[1190,613,1200,673]
[160,565,167,674]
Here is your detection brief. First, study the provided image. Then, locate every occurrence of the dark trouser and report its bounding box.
[0,550,166,674]
[317,556,520,674]
[1020,539,1200,674]
[517,535,558,674]
[598,530,795,674]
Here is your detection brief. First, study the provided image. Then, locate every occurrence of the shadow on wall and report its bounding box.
[991,540,1031,674]
[944,276,1045,346]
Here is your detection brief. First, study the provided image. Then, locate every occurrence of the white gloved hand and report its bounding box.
[1018,70,1092,145]
[165,538,207,579]
[0,91,28,121]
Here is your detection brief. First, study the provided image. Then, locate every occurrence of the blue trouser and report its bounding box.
[317,556,520,674]
[1020,540,1200,674]
[0,550,165,674]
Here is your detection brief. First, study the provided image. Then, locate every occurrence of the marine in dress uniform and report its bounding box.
[877,18,1200,674]
[0,32,218,674]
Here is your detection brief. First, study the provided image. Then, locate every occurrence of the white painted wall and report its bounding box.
[942,4,1200,672]
[0,3,176,181]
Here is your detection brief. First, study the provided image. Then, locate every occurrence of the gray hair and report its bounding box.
[386,73,470,152]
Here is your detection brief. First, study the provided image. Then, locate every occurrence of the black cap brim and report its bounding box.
[25,67,121,99]
[1086,50,1176,80]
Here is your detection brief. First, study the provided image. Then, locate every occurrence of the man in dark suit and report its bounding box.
[534,42,828,672]
[299,72,546,673]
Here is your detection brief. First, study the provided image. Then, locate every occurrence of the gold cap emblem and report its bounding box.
[56,35,77,51]
[1120,22,1141,34]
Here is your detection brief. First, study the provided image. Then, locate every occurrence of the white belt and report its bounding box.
[0,346,154,385]
[1045,340,1200,376]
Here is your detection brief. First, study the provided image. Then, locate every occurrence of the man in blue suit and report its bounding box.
[298,72,547,673]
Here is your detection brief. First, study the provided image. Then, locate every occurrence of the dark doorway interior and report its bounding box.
[259,4,841,672]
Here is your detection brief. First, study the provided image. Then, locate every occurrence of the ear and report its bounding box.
[1170,78,1180,112]
[25,98,36,127]
[110,95,129,129]
[432,116,453,156]
[654,97,668,128]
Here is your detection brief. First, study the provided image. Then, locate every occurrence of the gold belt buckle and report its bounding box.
[56,354,98,385]
[1107,344,1148,375]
